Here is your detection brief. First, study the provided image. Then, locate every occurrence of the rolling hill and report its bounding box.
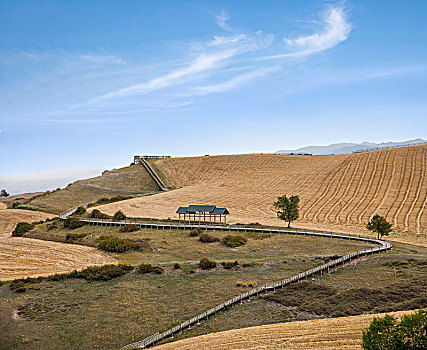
[94,145,427,244]
[154,311,412,350]
[26,164,159,214]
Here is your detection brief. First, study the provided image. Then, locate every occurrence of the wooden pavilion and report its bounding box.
[177,205,229,225]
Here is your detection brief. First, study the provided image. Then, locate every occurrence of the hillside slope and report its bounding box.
[27,164,158,214]
[95,145,427,242]
[154,311,412,350]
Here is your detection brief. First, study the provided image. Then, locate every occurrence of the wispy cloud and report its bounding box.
[1,4,358,123]
[260,6,351,60]
[191,66,280,96]
[89,49,238,104]
[215,10,231,31]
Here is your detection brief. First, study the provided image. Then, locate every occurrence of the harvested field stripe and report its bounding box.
[341,153,374,225]
[392,149,416,229]
[357,149,390,224]
[347,151,381,225]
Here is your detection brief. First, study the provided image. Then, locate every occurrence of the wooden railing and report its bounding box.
[134,156,169,191]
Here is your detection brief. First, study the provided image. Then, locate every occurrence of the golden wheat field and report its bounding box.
[0,208,56,235]
[95,145,427,245]
[154,310,412,350]
[0,209,116,280]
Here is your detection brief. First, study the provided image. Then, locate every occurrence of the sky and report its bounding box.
[1,0,427,193]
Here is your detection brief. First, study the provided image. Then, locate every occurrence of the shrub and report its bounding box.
[94,197,111,205]
[173,263,181,269]
[12,222,34,237]
[90,209,110,219]
[9,264,133,290]
[189,228,202,237]
[248,281,257,287]
[119,224,140,233]
[65,232,87,243]
[113,210,126,221]
[110,195,132,202]
[199,233,220,243]
[223,234,247,247]
[221,261,239,269]
[63,217,84,229]
[15,205,39,211]
[138,263,164,274]
[199,258,216,270]
[98,236,132,253]
[47,222,57,230]
[9,280,26,293]
[77,264,133,281]
[73,206,86,216]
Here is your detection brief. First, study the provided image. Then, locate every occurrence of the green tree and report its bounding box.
[366,214,392,239]
[397,309,427,349]
[362,314,399,350]
[362,310,427,350]
[0,189,9,197]
[274,195,300,228]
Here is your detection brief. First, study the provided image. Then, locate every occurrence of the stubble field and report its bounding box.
[154,310,413,350]
[94,145,427,245]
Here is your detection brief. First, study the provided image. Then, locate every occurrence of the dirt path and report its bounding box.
[154,310,413,350]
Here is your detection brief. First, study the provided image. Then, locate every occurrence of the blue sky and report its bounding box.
[1,0,426,188]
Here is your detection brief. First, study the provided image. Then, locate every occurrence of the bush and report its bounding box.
[73,206,86,216]
[90,209,110,219]
[47,222,57,230]
[362,309,427,349]
[15,205,39,211]
[221,261,239,269]
[119,224,140,233]
[138,263,164,274]
[173,263,181,269]
[9,280,26,293]
[113,210,126,221]
[8,264,133,292]
[199,258,216,270]
[12,222,34,237]
[77,264,133,281]
[189,228,202,237]
[65,232,87,243]
[98,236,132,253]
[199,233,220,243]
[223,234,247,247]
[63,217,84,229]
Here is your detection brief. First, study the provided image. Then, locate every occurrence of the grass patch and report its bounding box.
[223,234,247,248]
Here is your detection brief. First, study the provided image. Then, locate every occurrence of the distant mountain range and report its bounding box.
[275,138,427,155]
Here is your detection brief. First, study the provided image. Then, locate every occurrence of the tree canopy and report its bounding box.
[0,189,9,197]
[273,195,300,228]
[362,309,427,349]
[366,214,392,239]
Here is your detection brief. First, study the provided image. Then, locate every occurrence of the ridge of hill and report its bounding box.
[276,138,426,155]
[26,164,158,214]
[94,145,427,245]
[154,310,413,350]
